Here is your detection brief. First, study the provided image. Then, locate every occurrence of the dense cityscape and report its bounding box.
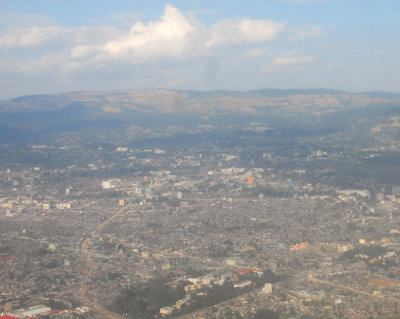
[1,0,399,316]
[1,89,400,318]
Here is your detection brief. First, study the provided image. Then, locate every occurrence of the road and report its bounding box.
[306,274,400,303]
[76,204,130,319]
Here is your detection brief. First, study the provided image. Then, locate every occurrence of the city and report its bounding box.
[1,90,400,318]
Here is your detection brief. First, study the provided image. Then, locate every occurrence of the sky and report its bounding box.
[0,0,399,99]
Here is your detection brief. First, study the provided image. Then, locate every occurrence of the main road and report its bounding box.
[76,204,131,319]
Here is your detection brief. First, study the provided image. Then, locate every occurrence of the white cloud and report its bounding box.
[0,25,123,50]
[73,26,124,45]
[71,4,201,61]
[106,5,197,57]
[271,52,315,66]
[289,25,324,41]
[243,48,267,58]
[0,4,288,88]
[262,51,315,71]
[206,18,285,48]
[0,26,67,49]
[71,4,285,64]
[16,52,82,75]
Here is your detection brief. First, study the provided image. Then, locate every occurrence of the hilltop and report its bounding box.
[2,88,400,115]
[0,88,400,146]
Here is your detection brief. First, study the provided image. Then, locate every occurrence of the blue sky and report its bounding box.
[0,0,399,99]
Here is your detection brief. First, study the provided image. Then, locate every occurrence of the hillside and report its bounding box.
[0,89,400,147]
[1,89,400,115]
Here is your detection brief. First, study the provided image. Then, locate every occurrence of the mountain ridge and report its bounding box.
[1,88,400,115]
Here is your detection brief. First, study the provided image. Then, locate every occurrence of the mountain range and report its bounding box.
[1,88,400,144]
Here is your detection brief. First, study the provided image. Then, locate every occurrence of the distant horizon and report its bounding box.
[3,87,400,102]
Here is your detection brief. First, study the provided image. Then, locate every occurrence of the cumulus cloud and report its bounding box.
[262,51,315,71]
[0,4,289,83]
[71,5,285,63]
[73,26,124,45]
[104,5,197,58]
[205,18,285,48]
[0,26,67,49]
[71,5,201,61]
[17,52,82,75]
[0,25,124,50]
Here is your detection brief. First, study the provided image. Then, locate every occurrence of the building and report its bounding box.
[234,280,252,288]
[235,268,257,275]
[102,181,112,189]
[263,283,272,294]
[184,284,203,292]
[21,305,52,317]
[160,306,174,315]
[9,305,52,318]
[55,203,71,209]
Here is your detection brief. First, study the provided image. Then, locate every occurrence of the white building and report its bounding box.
[263,283,272,294]
[102,181,112,189]
[234,280,252,288]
